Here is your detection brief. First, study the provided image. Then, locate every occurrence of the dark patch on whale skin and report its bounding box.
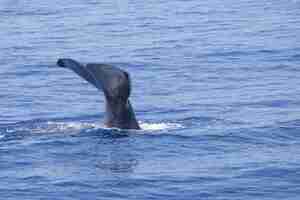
[57,58,140,130]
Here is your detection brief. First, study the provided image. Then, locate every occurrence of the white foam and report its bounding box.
[47,121,98,129]
[45,121,101,133]
[140,122,184,131]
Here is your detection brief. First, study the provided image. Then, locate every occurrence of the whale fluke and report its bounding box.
[57,58,140,130]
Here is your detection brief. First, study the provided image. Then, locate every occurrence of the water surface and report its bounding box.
[1,0,300,199]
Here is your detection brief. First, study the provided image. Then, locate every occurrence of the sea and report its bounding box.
[1,0,300,199]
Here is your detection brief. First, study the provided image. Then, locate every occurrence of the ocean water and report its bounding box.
[1,0,300,199]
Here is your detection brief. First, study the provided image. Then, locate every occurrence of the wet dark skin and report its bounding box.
[57,58,140,130]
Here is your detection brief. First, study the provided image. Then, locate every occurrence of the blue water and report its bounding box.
[1,0,300,199]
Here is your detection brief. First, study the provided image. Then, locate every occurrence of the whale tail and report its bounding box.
[57,58,140,130]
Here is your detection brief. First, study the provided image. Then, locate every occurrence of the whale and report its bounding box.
[56,58,140,130]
